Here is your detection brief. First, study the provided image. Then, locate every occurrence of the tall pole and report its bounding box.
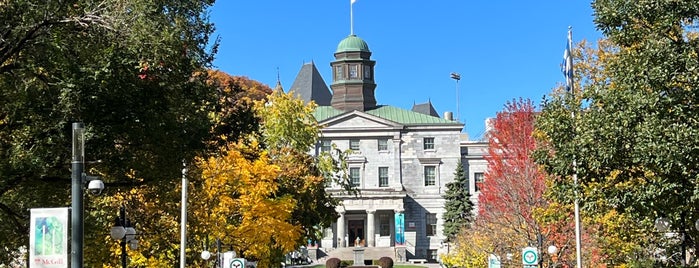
[572,157,582,268]
[180,162,188,268]
[565,27,583,268]
[71,122,85,268]
[450,72,461,121]
[350,0,355,35]
[120,206,127,268]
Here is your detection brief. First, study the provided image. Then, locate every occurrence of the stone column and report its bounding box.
[366,210,376,247]
[337,211,346,248]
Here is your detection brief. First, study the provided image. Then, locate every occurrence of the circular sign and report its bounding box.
[230,258,245,268]
[522,247,538,265]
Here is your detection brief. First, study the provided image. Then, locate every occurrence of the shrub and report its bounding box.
[377,257,393,268]
[326,257,341,268]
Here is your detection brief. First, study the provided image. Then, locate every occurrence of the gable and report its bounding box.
[320,110,404,131]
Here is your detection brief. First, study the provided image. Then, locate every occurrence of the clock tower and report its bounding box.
[330,35,377,112]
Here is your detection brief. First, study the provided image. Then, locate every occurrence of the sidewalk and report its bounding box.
[286,262,442,268]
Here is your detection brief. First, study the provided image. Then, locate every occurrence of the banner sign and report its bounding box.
[30,208,69,268]
[394,212,404,245]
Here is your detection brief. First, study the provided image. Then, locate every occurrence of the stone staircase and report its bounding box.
[322,247,395,262]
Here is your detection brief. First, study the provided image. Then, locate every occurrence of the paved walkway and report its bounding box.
[286,262,442,268]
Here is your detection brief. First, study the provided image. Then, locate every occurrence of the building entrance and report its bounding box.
[348,220,364,246]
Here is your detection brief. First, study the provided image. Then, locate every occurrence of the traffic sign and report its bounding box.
[522,247,538,265]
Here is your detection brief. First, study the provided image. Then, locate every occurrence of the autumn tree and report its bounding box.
[189,89,338,268]
[447,98,551,266]
[442,162,475,241]
[535,1,699,265]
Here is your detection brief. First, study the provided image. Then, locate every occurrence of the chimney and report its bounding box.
[444,111,453,121]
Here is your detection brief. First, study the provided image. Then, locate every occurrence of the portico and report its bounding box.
[330,192,405,249]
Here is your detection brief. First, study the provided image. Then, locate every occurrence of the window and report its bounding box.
[335,65,344,80]
[350,167,361,187]
[320,140,331,153]
[378,139,388,151]
[349,65,358,79]
[364,66,372,79]
[474,172,485,192]
[424,166,436,186]
[379,214,390,236]
[423,137,435,150]
[426,213,437,236]
[379,167,389,187]
[350,139,360,150]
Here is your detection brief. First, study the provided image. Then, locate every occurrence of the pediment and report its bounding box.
[320,110,403,130]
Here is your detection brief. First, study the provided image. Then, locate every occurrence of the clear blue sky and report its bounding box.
[209,1,602,140]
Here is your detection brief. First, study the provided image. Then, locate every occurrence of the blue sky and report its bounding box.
[209,1,603,140]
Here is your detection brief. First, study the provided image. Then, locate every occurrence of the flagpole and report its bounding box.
[566,26,583,268]
[350,0,354,35]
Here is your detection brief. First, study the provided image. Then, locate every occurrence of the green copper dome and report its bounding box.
[336,35,370,53]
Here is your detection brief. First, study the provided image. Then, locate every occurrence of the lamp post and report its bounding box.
[654,214,699,267]
[547,245,558,268]
[201,237,235,268]
[110,206,138,268]
[450,72,461,122]
[71,122,104,268]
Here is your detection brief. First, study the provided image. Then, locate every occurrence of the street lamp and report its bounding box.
[201,237,222,267]
[547,245,559,267]
[201,237,236,268]
[71,122,104,268]
[654,214,699,267]
[111,206,138,268]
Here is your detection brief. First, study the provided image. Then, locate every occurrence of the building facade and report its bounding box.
[288,34,487,262]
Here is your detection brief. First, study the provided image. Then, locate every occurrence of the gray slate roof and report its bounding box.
[288,62,332,106]
[411,101,440,117]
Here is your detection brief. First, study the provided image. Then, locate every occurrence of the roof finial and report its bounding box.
[275,67,283,91]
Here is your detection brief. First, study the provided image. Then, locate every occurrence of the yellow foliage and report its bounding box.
[194,139,303,265]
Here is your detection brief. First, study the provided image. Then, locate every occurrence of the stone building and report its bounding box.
[288,34,487,262]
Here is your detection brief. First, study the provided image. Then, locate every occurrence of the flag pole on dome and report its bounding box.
[564,26,583,268]
[350,0,356,35]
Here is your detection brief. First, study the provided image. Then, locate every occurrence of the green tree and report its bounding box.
[535,1,699,265]
[442,162,474,241]
[0,0,219,265]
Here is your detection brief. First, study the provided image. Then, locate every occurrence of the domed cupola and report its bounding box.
[330,35,377,112]
[336,35,370,53]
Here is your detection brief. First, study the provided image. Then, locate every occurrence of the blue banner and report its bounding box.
[394,212,404,245]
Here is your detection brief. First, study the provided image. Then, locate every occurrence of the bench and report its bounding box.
[408,259,427,264]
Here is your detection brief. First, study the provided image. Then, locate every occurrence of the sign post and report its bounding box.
[522,247,538,268]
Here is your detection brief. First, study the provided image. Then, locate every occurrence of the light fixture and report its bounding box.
[201,250,212,260]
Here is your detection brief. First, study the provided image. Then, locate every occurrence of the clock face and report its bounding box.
[364,66,371,79]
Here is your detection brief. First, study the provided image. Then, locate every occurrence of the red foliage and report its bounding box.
[478,98,545,225]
